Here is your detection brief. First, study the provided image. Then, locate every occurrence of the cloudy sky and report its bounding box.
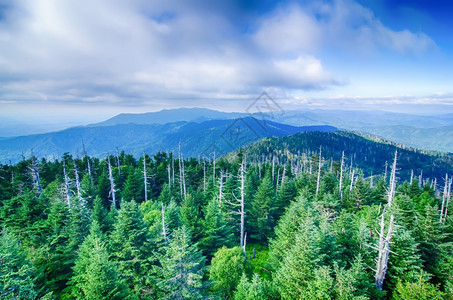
[1,0,453,124]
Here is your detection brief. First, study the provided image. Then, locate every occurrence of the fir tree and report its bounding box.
[0,228,38,300]
[69,221,130,299]
[155,226,206,299]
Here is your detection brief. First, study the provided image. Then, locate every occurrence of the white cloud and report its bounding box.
[0,0,438,113]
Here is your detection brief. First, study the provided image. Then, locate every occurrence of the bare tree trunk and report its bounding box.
[316,147,322,195]
[73,163,82,199]
[29,157,42,194]
[339,151,344,199]
[276,168,280,195]
[370,172,374,188]
[387,151,398,208]
[384,161,388,184]
[63,161,72,210]
[375,213,395,290]
[107,155,117,209]
[218,170,225,206]
[272,156,275,184]
[281,165,286,189]
[181,152,186,200]
[349,169,355,192]
[410,170,414,185]
[240,158,246,249]
[375,150,397,290]
[443,177,452,221]
[143,153,148,202]
[172,153,175,186]
[440,174,448,222]
[419,170,423,188]
[179,143,183,198]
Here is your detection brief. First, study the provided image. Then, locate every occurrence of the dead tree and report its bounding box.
[203,159,206,192]
[63,161,72,210]
[73,163,82,199]
[349,169,355,192]
[226,157,247,257]
[143,152,148,202]
[29,157,42,194]
[442,177,452,221]
[374,150,397,290]
[316,147,322,195]
[217,170,226,206]
[107,155,117,209]
[339,151,345,199]
[410,170,414,185]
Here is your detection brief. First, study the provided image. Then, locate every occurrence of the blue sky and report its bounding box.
[0,0,452,124]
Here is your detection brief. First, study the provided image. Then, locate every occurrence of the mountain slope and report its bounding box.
[0,118,336,163]
[229,131,453,182]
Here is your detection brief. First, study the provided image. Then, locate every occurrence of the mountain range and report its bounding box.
[0,116,336,163]
[2,108,452,153]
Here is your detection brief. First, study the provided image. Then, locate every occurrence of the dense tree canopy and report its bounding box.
[0,145,451,299]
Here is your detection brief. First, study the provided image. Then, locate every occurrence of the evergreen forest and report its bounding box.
[1,138,452,299]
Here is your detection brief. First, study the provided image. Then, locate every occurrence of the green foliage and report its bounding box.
[0,228,38,299]
[248,176,275,242]
[234,273,276,300]
[69,221,130,299]
[109,200,154,297]
[199,196,234,257]
[209,246,250,298]
[393,272,444,300]
[154,226,206,299]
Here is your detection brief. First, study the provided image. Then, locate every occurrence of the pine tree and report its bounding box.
[198,196,234,257]
[155,226,206,299]
[180,193,201,240]
[0,228,38,300]
[248,176,274,243]
[69,221,130,299]
[109,200,154,296]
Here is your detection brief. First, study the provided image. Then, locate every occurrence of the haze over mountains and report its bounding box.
[0,108,452,164]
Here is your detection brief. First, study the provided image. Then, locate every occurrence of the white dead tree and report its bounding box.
[29,157,42,194]
[339,151,345,199]
[203,159,206,192]
[63,161,72,210]
[217,170,227,206]
[178,143,187,200]
[226,157,247,258]
[316,147,322,195]
[441,176,452,222]
[107,154,117,209]
[143,152,148,202]
[272,156,275,184]
[349,169,355,192]
[374,150,397,290]
[410,170,414,185]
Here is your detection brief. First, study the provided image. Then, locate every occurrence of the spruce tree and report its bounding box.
[155,226,206,299]
[0,228,38,300]
[69,221,130,299]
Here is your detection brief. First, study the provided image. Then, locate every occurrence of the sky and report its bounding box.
[1,0,453,125]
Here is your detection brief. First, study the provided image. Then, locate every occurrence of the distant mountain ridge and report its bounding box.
[0,117,336,163]
[93,108,246,127]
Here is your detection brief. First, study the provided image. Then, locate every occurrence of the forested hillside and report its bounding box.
[0,143,452,299]
[235,131,453,183]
